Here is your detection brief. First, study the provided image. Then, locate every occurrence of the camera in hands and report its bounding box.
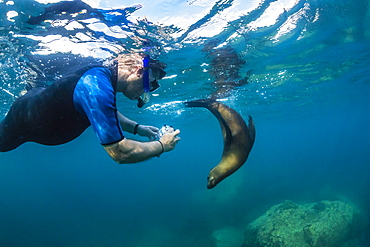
[155,125,173,140]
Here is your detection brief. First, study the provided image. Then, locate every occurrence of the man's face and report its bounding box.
[118,67,160,102]
[123,71,145,100]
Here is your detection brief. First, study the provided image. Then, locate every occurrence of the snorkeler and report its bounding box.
[0,53,181,163]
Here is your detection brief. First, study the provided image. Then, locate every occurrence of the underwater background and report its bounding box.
[0,0,370,246]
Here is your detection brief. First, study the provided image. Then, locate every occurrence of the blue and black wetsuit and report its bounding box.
[0,64,124,152]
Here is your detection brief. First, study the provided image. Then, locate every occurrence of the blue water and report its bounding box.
[1,0,370,246]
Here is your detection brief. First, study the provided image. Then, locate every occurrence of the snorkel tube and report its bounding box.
[137,54,151,108]
[143,54,150,93]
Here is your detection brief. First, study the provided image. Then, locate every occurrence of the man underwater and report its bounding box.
[0,53,181,163]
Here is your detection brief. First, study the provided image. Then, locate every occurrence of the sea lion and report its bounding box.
[184,99,255,189]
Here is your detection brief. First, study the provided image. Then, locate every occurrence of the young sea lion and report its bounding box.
[184,99,255,189]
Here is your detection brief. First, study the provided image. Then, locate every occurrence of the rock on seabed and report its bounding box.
[243,200,365,247]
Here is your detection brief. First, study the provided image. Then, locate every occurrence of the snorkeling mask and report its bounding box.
[137,55,160,108]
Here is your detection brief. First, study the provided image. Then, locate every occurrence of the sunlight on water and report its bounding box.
[0,36,28,115]
[145,100,185,117]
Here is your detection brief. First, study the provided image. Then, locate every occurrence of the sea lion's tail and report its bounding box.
[184,99,213,108]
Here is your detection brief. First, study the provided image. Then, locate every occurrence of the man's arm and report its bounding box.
[117,112,137,133]
[117,112,159,139]
[103,129,180,164]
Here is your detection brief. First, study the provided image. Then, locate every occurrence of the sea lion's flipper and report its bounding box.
[248,115,256,143]
[183,98,212,108]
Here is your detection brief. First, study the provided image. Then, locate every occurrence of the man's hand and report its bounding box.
[137,125,159,140]
[104,126,181,164]
[159,128,181,152]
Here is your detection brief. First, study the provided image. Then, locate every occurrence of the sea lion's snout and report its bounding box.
[207,176,217,189]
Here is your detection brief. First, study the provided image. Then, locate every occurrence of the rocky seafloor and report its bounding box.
[212,200,366,247]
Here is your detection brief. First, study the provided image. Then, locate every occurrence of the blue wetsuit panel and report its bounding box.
[73,67,124,145]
